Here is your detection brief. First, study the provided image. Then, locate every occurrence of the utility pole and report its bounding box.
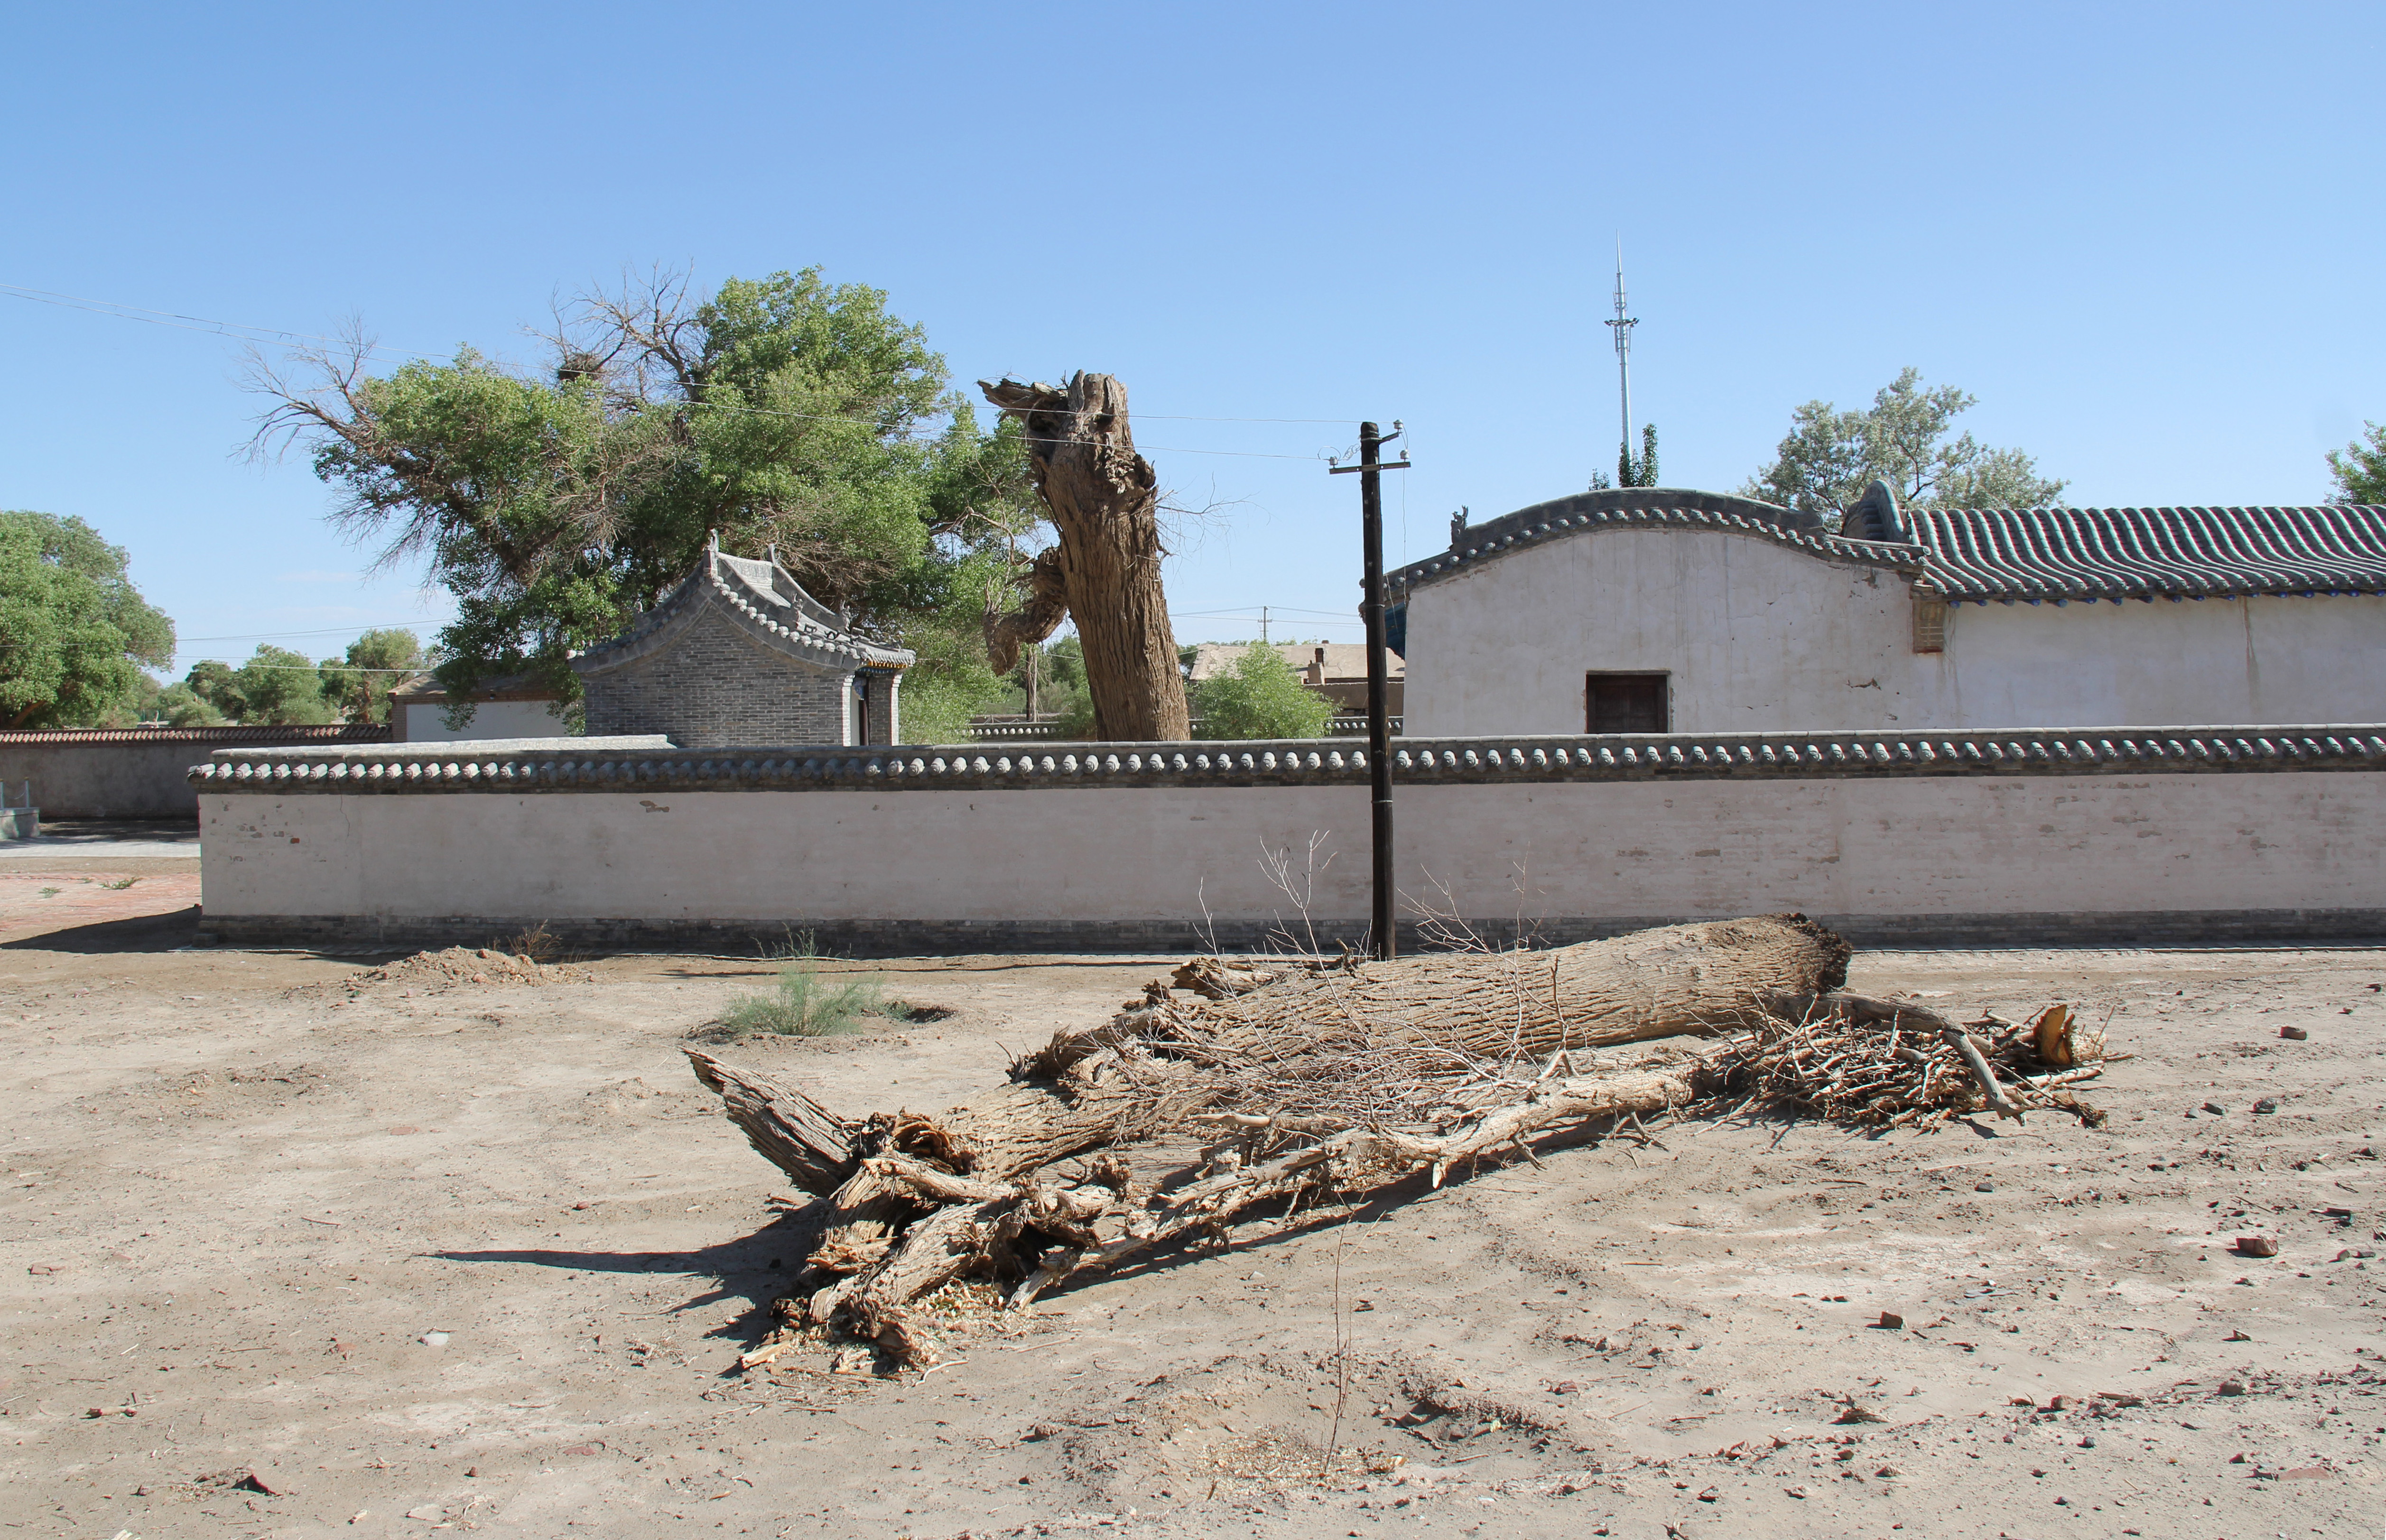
[1604,241,1637,476]
[1259,605,1270,645]
[1331,420,1410,959]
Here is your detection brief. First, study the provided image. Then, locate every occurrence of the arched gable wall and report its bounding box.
[1404,526,2386,734]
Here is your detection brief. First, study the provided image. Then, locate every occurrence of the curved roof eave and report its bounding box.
[571,565,913,678]
[1388,492,2386,605]
[1389,490,1923,596]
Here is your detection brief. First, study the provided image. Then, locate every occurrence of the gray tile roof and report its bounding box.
[1389,488,2386,604]
[188,724,2386,791]
[1897,504,2386,601]
[572,542,914,678]
[1388,488,1919,597]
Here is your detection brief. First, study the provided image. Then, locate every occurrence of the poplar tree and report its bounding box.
[1741,368,2065,517]
[248,268,1042,735]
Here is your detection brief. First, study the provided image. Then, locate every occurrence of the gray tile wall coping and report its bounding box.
[1387,493,2386,605]
[187,725,2386,794]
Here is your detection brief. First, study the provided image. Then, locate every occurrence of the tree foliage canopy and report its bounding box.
[179,629,428,726]
[251,268,1043,725]
[0,510,175,728]
[318,628,427,724]
[2327,422,2386,504]
[1191,641,1335,741]
[186,646,335,724]
[1741,368,2067,519]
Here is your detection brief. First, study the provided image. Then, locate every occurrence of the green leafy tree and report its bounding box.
[2327,422,2386,503]
[0,511,176,727]
[1742,367,2066,518]
[316,628,427,723]
[1191,641,1335,741]
[1619,423,1660,488]
[183,659,245,719]
[890,408,1049,741]
[185,645,336,724]
[142,680,225,727]
[250,268,1044,719]
[1031,636,1098,739]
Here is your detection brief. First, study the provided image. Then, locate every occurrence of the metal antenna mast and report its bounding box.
[1603,241,1636,467]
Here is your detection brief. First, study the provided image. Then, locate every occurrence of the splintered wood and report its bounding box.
[685,916,2110,1370]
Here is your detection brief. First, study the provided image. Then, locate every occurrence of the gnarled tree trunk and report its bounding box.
[981,547,1068,677]
[979,373,1190,742]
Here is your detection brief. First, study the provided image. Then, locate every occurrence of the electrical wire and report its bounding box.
[1,281,1365,429]
[179,661,422,672]
[0,282,418,355]
[175,622,452,642]
[1177,604,1359,619]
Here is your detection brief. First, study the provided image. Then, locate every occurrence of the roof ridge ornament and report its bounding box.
[1841,480,1909,543]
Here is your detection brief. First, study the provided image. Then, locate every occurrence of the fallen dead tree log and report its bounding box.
[687,916,2107,1370]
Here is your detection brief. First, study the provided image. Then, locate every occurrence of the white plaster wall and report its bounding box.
[1403,528,2386,734]
[199,771,2386,928]
[1939,597,2386,727]
[400,701,573,743]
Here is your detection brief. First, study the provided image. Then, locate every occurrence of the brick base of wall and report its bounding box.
[197,909,2386,956]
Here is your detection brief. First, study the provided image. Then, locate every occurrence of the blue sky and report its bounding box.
[4,1,2380,669]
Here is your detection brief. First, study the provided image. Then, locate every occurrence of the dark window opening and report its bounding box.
[1586,672,1668,733]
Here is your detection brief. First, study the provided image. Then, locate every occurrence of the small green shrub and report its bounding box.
[719,933,893,1037]
[1192,640,1335,741]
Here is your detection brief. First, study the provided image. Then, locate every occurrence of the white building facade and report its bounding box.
[1390,488,2386,736]
[387,675,574,743]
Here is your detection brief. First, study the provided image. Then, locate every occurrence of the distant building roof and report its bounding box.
[1187,640,1403,682]
[1388,485,2386,604]
[572,538,915,680]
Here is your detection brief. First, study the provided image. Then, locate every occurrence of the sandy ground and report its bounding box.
[1,858,2381,1538]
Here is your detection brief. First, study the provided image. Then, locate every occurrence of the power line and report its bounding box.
[179,661,423,673]
[1176,604,1361,619]
[175,621,449,642]
[0,282,435,359]
[1,280,1365,429]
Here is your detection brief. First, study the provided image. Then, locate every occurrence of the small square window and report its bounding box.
[1587,672,1668,733]
[1912,596,1948,653]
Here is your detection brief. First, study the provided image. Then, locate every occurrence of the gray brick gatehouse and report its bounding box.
[572,536,913,747]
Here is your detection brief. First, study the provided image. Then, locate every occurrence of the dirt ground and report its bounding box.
[1,861,2381,1538]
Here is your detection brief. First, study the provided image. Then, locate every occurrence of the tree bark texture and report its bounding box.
[979,374,1190,741]
[685,1052,853,1197]
[981,547,1069,677]
[1024,914,1854,1085]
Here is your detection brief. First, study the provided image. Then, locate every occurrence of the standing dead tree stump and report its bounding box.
[979,373,1190,742]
